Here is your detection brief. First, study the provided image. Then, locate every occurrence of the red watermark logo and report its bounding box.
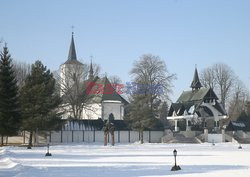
[86,82,124,94]
[86,82,163,95]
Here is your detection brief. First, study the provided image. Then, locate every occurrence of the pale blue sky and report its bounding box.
[1,0,250,101]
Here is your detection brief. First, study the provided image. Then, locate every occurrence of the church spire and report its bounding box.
[191,66,202,90]
[88,56,94,80]
[67,32,77,61]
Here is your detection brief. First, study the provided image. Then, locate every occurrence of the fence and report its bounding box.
[48,130,164,144]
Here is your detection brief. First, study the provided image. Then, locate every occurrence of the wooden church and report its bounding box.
[167,68,227,132]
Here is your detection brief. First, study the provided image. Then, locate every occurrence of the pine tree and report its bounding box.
[125,93,161,144]
[0,45,21,146]
[20,60,63,148]
[159,101,170,128]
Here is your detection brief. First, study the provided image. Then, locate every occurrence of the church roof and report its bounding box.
[168,87,226,117]
[64,33,83,65]
[177,88,211,103]
[88,76,128,104]
[101,77,124,102]
[191,67,202,89]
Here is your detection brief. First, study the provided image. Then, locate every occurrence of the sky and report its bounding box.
[1,0,250,101]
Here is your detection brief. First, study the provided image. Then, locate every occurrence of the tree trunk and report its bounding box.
[1,135,3,146]
[5,136,8,145]
[111,131,115,146]
[104,131,107,146]
[140,130,144,144]
[27,131,33,149]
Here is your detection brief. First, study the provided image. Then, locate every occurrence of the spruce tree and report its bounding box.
[0,45,21,146]
[125,93,160,144]
[20,60,62,148]
[159,101,170,128]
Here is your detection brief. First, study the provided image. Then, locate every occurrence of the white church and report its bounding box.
[59,33,128,130]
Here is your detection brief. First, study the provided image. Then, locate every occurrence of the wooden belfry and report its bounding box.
[104,114,115,146]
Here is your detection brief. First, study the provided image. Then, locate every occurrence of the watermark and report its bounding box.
[86,82,163,95]
[86,82,123,94]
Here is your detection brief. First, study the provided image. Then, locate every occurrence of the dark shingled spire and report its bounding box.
[191,67,202,90]
[89,58,94,80]
[68,33,77,61]
[64,33,83,65]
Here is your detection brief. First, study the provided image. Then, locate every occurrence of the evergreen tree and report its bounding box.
[125,93,161,144]
[20,61,63,148]
[0,45,21,146]
[237,111,249,123]
[159,101,170,128]
[237,111,250,131]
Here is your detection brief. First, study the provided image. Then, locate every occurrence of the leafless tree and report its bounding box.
[12,61,31,89]
[130,54,176,102]
[125,54,175,143]
[109,75,122,86]
[214,63,235,108]
[228,79,249,119]
[200,67,216,89]
[200,63,235,108]
[56,62,100,119]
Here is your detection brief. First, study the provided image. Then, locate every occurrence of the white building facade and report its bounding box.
[59,33,127,121]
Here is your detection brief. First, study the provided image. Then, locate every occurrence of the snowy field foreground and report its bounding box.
[0,143,250,177]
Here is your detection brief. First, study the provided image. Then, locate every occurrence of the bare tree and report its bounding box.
[12,61,31,88]
[125,54,175,143]
[56,63,100,119]
[228,79,249,119]
[200,63,235,108]
[109,75,122,86]
[200,67,216,89]
[214,63,235,107]
[130,54,176,102]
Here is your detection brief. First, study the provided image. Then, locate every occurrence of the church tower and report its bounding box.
[60,32,84,96]
[190,67,202,90]
[88,58,94,80]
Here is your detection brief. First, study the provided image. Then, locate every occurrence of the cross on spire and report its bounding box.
[71,25,74,35]
[67,31,77,61]
[190,66,202,90]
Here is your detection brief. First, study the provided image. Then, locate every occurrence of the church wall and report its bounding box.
[82,103,102,120]
[59,63,85,96]
[103,101,124,120]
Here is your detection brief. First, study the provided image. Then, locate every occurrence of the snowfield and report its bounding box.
[0,143,250,177]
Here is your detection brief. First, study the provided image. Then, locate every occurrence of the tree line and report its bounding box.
[0,45,62,147]
[0,44,249,146]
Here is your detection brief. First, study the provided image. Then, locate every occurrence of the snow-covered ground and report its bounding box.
[0,143,250,177]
